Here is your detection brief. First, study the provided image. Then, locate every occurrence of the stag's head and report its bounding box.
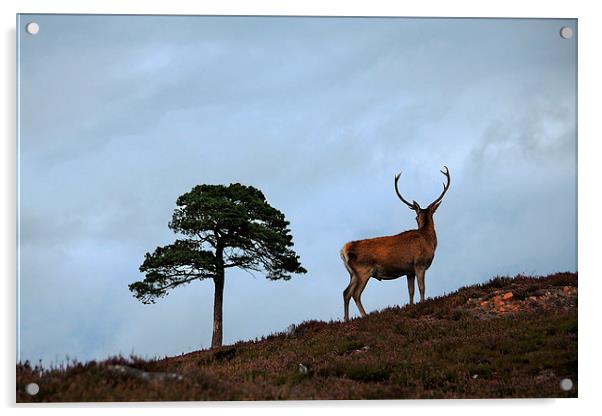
[394,166,451,228]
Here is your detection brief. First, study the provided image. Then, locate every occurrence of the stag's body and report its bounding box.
[341,167,450,321]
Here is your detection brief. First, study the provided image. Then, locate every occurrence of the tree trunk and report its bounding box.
[211,244,225,348]
[211,274,224,348]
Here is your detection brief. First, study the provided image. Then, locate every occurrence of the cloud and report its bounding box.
[468,96,575,170]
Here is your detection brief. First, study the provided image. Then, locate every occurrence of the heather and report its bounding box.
[17,272,577,402]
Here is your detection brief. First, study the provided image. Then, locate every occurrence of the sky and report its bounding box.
[17,15,577,364]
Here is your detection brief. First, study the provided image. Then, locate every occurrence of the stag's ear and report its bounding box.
[412,201,421,211]
[430,200,443,212]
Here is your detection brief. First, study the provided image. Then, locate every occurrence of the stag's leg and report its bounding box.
[352,268,371,318]
[407,273,416,305]
[416,268,426,302]
[343,277,357,322]
[342,252,357,322]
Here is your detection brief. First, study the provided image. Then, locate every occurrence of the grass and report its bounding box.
[16,272,577,402]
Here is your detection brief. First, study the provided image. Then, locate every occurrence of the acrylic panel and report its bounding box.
[16,14,577,402]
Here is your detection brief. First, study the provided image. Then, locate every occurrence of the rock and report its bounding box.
[106,365,183,382]
[563,286,577,295]
[502,292,513,300]
[298,363,309,375]
[352,345,370,354]
[285,324,297,336]
[472,374,479,379]
[480,301,489,308]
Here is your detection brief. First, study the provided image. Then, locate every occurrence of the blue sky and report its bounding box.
[18,15,576,364]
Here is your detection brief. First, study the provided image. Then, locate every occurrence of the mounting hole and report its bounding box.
[25,22,40,35]
[559,26,573,39]
[560,378,573,391]
[25,382,39,395]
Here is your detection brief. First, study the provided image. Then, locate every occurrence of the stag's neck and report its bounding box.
[418,217,438,248]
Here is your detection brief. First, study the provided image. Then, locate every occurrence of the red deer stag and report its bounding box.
[340,167,451,321]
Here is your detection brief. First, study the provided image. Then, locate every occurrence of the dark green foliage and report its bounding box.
[334,364,392,382]
[557,318,578,335]
[213,347,236,362]
[129,183,306,303]
[451,309,467,321]
[18,272,577,401]
[129,240,217,303]
[274,366,313,386]
[488,276,513,289]
[334,338,365,355]
[169,183,306,280]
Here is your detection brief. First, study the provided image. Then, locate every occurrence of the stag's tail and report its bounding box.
[340,242,356,279]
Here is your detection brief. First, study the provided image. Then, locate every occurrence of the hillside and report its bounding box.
[17,272,577,402]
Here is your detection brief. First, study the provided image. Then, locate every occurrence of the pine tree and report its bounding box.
[129,183,306,348]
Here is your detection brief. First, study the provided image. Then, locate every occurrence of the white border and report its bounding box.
[3,1,600,415]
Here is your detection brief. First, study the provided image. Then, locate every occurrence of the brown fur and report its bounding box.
[341,168,450,321]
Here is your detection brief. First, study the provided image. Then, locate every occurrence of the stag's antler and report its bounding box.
[394,172,421,211]
[427,166,451,209]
